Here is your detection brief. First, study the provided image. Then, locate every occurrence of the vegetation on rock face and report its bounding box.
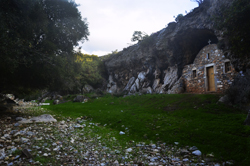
[214,0,250,70]
[0,0,89,95]
[175,14,184,23]
[130,31,155,48]
[131,31,149,43]
[139,35,155,48]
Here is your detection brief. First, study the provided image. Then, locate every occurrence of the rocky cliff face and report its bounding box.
[103,0,230,94]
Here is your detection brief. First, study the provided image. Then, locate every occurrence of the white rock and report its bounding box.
[0,149,6,160]
[192,150,202,156]
[60,121,65,125]
[16,117,25,121]
[39,103,50,106]
[21,138,29,143]
[135,78,140,90]
[138,71,146,82]
[43,153,48,157]
[35,137,43,141]
[126,148,133,153]
[151,144,156,148]
[74,124,83,128]
[207,153,214,157]
[153,149,159,153]
[119,131,125,135]
[19,114,57,124]
[114,160,119,164]
[123,77,136,91]
[53,147,60,151]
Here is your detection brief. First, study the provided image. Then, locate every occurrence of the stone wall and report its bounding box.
[182,44,236,93]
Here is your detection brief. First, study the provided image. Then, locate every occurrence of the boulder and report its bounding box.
[218,95,228,103]
[108,85,117,94]
[73,95,85,102]
[0,96,17,112]
[53,95,63,100]
[141,87,153,94]
[192,150,202,156]
[18,114,57,124]
[83,84,94,93]
[5,94,15,100]
[40,97,49,103]
[53,100,60,105]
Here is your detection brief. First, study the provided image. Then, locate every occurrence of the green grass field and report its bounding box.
[42,94,250,165]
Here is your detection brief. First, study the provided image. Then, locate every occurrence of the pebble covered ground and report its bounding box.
[0,106,234,166]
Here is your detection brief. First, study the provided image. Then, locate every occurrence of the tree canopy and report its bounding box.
[75,52,106,91]
[0,0,89,94]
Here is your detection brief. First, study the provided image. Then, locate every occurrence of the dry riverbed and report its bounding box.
[0,106,233,166]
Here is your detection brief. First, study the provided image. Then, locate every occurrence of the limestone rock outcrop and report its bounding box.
[103,0,230,94]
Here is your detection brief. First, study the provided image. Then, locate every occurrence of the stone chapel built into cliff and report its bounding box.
[182,44,236,93]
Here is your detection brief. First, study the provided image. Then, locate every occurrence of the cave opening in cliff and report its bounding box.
[171,28,218,78]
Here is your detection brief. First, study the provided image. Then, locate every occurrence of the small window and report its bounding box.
[207,53,210,59]
[225,61,231,73]
[192,70,197,78]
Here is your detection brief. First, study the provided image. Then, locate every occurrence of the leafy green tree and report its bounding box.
[0,0,89,94]
[131,31,148,42]
[75,52,106,91]
[214,0,250,70]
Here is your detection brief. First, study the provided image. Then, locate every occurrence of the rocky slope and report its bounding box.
[103,0,231,94]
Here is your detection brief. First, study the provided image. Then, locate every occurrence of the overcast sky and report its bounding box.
[74,0,198,56]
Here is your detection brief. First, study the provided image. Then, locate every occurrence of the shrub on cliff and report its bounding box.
[175,14,184,22]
